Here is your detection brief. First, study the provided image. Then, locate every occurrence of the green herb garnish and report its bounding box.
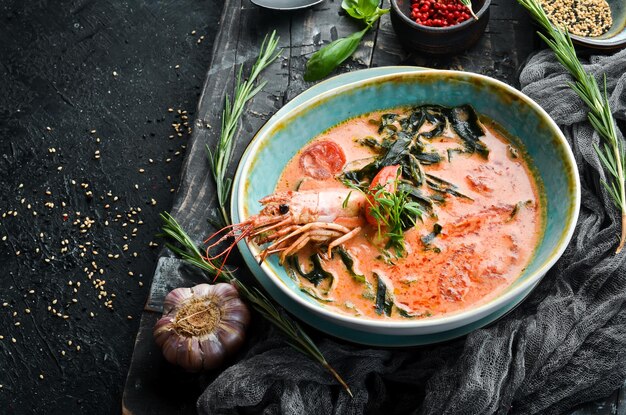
[287,254,334,288]
[207,32,281,226]
[300,286,335,303]
[304,0,388,81]
[374,273,393,316]
[369,180,423,255]
[161,32,351,396]
[160,213,351,395]
[518,0,626,253]
[335,246,368,285]
[508,200,532,222]
[421,223,443,246]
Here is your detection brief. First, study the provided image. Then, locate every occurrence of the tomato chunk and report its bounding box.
[365,165,401,226]
[299,141,346,180]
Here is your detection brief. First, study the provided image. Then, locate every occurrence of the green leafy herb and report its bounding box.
[448,105,489,158]
[342,191,353,209]
[518,0,626,253]
[508,200,532,222]
[161,32,351,396]
[301,286,335,303]
[378,113,399,134]
[207,32,281,226]
[421,223,443,246]
[397,182,434,212]
[369,178,423,255]
[335,247,367,284]
[342,104,486,187]
[374,273,393,316]
[159,213,351,395]
[426,174,473,200]
[287,254,333,287]
[304,28,368,82]
[342,0,380,22]
[304,1,389,81]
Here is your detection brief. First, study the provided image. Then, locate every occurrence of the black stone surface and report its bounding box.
[0,0,221,413]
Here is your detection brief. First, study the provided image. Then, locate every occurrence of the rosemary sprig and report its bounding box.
[160,213,352,396]
[207,31,281,226]
[517,0,626,253]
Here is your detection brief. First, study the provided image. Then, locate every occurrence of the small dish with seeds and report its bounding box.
[540,0,626,50]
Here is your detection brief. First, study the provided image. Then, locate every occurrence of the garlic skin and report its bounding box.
[153,283,250,372]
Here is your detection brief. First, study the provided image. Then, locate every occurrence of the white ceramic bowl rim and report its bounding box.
[234,69,581,330]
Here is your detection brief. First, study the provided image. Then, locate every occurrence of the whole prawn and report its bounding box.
[206,188,366,265]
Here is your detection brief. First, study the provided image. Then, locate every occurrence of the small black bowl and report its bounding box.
[390,0,491,54]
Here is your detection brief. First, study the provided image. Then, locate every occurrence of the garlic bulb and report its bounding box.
[153,283,250,372]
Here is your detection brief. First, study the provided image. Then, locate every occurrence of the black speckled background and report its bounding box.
[0,0,221,413]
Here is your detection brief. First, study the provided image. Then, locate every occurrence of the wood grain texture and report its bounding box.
[122,0,625,413]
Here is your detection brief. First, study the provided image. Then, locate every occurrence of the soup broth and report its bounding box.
[274,106,544,320]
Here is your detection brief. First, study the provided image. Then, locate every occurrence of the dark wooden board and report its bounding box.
[122,1,625,413]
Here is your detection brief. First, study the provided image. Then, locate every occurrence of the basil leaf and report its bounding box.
[342,0,378,21]
[304,28,367,82]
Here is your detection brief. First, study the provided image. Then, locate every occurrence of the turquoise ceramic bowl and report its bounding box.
[231,68,580,346]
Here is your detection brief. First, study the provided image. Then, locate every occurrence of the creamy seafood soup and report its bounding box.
[270,105,544,320]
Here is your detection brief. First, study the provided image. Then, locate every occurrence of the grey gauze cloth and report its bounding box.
[198,49,626,415]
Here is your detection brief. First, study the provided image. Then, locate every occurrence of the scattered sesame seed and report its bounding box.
[113,71,118,76]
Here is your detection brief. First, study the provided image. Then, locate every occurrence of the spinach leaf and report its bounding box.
[378,113,398,134]
[426,173,473,200]
[401,108,427,134]
[335,247,367,284]
[421,223,443,245]
[374,273,393,316]
[448,105,489,157]
[300,287,334,303]
[287,254,333,286]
